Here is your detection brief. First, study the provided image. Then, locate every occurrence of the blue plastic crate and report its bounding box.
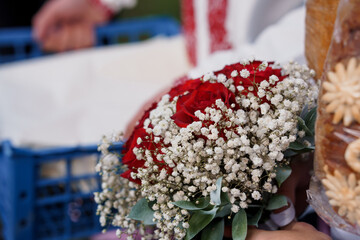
[0,141,123,240]
[0,16,180,240]
[0,16,180,64]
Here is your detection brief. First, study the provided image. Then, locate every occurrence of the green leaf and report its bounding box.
[248,208,263,227]
[173,197,210,211]
[210,177,223,206]
[288,140,307,151]
[185,208,218,240]
[283,149,298,158]
[265,194,288,210]
[304,107,317,134]
[215,203,232,218]
[232,209,247,240]
[300,104,309,119]
[288,141,314,152]
[220,191,230,206]
[128,198,155,225]
[305,145,315,150]
[275,165,292,187]
[201,218,224,240]
[297,117,313,136]
[303,135,315,146]
[284,145,314,157]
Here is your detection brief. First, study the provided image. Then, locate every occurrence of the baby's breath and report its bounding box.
[95,60,318,240]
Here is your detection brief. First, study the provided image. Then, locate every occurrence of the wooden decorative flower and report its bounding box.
[345,138,360,173]
[322,165,360,225]
[322,57,360,126]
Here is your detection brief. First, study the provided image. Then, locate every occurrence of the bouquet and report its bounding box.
[94,59,318,240]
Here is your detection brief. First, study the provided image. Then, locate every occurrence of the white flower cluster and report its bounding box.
[96,60,318,240]
[281,61,318,109]
[94,135,154,240]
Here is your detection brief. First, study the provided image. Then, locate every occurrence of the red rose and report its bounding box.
[121,101,158,183]
[122,128,146,166]
[172,81,236,127]
[121,101,175,184]
[121,169,141,185]
[121,60,287,184]
[121,125,173,184]
[214,61,286,100]
[168,78,202,99]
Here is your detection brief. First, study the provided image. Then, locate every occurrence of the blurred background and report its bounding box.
[0,0,305,239]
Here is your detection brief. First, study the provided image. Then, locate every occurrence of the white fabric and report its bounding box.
[100,0,137,13]
[189,0,304,66]
[191,0,256,66]
[188,6,306,78]
[226,0,256,49]
[194,0,210,68]
[0,36,190,146]
[246,0,304,42]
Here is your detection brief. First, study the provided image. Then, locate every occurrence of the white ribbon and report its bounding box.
[100,0,137,13]
[270,198,296,227]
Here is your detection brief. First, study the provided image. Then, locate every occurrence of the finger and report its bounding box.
[72,25,83,50]
[246,228,265,240]
[43,23,93,52]
[42,34,59,52]
[83,24,96,48]
[42,26,69,52]
[72,23,94,49]
[281,221,304,231]
[33,0,62,41]
[287,222,332,240]
[246,228,276,240]
[57,25,71,52]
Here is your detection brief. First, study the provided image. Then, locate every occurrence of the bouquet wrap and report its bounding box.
[305,0,339,79]
[308,0,360,233]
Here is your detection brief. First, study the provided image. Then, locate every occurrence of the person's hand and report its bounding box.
[33,0,110,52]
[246,221,331,240]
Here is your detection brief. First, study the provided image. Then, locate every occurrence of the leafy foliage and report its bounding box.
[247,207,263,227]
[265,194,288,210]
[128,198,155,225]
[232,209,247,240]
[173,197,210,210]
[185,208,218,240]
[284,106,317,157]
[275,165,292,187]
[123,107,317,239]
[210,177,223,205]
[201,218,224,240]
